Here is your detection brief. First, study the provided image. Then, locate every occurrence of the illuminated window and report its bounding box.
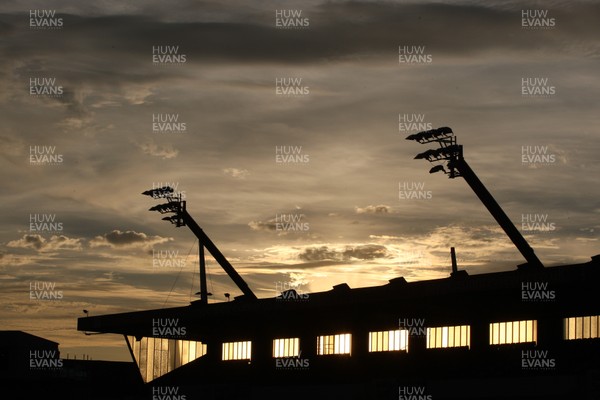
[368,330,409,352]
[317,333,351,355]
[564,315,600,340]
[426,325,470,349]
[126,336,207,383]
[489,320,537,345]
[273,338,300,358]
[222,341,252,361]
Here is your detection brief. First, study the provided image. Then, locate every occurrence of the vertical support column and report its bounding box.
[183,211,257,300]
[470,320,489,352]
[352,328,368,360]
[300,331,317,366]
[251,334,272,371]
[538,315,563,348]
[451,247,458,274]
[199,243,208,305]
[408,329,427,354]
[204,337,221,365]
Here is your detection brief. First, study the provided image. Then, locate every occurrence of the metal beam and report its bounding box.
[454,157,544,269]
[182,210,257,300]
[199,244,208,305]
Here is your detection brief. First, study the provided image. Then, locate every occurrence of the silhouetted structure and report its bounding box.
[78,131,600,399]
[407,127,543,269]
[0,331,60,380]
[0,331,143,399]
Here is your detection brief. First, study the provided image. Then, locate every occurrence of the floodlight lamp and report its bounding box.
[436,126,453,135]
[405,130,434,142]
[414,149,437,160]
[429,165,446,174]
[406,127,454,144]
[149,203,178,213]
[439,144,461,157]
[142,186,175,199]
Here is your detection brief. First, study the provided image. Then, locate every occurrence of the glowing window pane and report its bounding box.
[368,330,408,352]
[317,333,351,355]
[489,320,537,345]
[222,341,252,361]
[426,326,470,349]
[126,336,207,383]
[273,338,300,358]
[448,327,455,348]
[564,316,600,340]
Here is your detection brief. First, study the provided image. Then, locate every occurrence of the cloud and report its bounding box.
[298,244,389,261]
[369,235,402,240]
[89,230,171,248]
[343,244,389,260]
[248,212,310,235]
[297,246,339,261]
[7,234,83,252]
[2,3,597,73]
[0,135,26,157]
[7,234,44,250]
[138,141,179,159]
[223,168,249,179]
[248,219,277,232]
[355,204,391,214]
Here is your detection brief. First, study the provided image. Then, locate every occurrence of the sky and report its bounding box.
[0,0,599,361]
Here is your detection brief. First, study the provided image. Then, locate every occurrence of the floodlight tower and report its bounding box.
[406,127,544,270]
[142,186,257,303]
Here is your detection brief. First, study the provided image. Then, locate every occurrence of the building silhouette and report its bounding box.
[78,129,600,399]
[0,330,144,399]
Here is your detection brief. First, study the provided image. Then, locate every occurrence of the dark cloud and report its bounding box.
[298,244,389,261]
[90,230,170,248]
[7,234,82,252]
[8,234,44,250]
[343,244,389,260]
[298,246,339,261]
[2,2,598,71]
